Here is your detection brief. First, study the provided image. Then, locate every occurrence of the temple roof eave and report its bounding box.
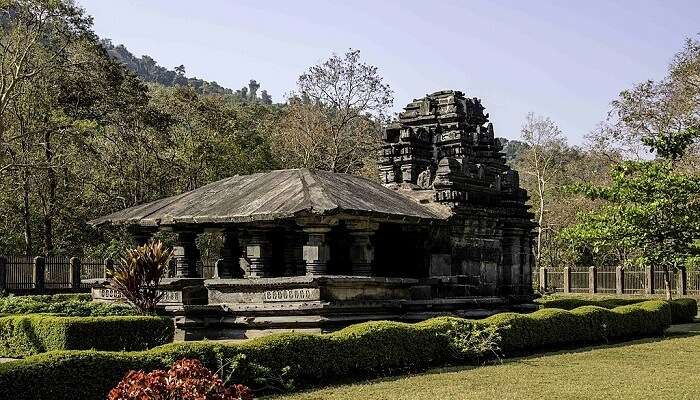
[91,200,449,231]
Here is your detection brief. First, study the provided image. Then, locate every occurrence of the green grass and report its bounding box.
[275,328,700,400]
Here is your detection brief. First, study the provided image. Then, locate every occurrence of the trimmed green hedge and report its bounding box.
[669,298,698,323]
[0,315,174,357]
[536,295,697,324]
[0,294,136,317]
[0,300,672,400]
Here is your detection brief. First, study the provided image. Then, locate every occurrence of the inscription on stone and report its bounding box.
[159,290,183,303]
[92,287,182,304]
[263,288,317,302]
[96,287,124,300]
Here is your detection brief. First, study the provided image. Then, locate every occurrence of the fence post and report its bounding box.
[33,256,45,291]
[616,266,625,294]
[104,258,114,279]
[539,267,547,293]
[0,256,7,290]
[677,267,687,296]
[563,267,571,293]
[589,266,597,294]
[645,266,654,295]
[69,257,81,290]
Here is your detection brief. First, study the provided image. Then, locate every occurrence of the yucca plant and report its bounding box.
[108,240,173,314]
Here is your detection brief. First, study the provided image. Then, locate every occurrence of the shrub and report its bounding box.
[0,293,93,303]
[669,298,698,323]
[0,300,673,400]
[108,358,253,400]
[109,240,172,314]
[536,295,697,324]
[0,314,174,357]
[0,295,135,317]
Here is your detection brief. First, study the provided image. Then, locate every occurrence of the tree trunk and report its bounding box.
[42,129,56,254]
[536,177,545,265]
[662,265,672,301]
[22,171,32,256]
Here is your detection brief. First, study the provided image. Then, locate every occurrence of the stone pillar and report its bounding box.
[174,231,200,278]
[563,267,571,294]
[33,256,45,290]
[246,228,273,278]
[522,237,533,291]
[616,266,625,294]
[589,266,597,294]
[104,258,114,279]
[645,266,654,295]
[348,222,378,276]
[303,227,331,276]
[217,229,242,278]
[69,257,81,290]
[509,238,522,293]
[539,267,547,293]
[282,229,304,276]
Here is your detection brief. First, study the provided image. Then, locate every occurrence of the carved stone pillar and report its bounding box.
[246,228,273,278]
[303,226,331,276]
[217,229,242,278]
[283,229,304,276]
[522,236,533,290]
[174,230,200,278]
[348,222,379,276]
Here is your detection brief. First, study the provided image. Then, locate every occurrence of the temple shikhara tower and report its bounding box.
[378,90,535,295]
[90,89,536,339]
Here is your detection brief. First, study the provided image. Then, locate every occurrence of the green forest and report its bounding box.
[1,0,699,276]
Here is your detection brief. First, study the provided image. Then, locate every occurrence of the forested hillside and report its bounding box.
[102,40,272,103]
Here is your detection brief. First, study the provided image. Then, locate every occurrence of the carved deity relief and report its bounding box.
[416,166,433,189]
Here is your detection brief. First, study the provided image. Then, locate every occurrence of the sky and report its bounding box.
[78,0,699,144]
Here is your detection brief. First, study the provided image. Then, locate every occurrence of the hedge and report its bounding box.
[0,314,174,358]
[536,295,697,324]
[0,294,136,317]
[0,300,672,400]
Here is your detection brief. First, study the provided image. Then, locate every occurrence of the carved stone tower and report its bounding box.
[380,90,536,296]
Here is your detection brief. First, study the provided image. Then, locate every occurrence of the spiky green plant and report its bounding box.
[108,241,173,314]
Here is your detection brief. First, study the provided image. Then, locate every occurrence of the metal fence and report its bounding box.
[5,255,34,289]
[538,266,700,296]
[0,255,222,293]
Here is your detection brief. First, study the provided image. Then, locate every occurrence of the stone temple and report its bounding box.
[90,90,535,339]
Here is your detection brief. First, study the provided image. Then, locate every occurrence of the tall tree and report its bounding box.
[592,35,700,163]
[272,49,393,175]
[517,113,567,265]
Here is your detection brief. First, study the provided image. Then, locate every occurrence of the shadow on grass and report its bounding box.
[267,328,700,398]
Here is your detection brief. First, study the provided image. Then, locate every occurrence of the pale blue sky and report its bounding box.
[78,0,699,144]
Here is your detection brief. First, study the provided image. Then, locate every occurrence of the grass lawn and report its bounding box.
[274,325,700,400]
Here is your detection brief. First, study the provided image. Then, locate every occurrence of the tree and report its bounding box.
[562,158,700,299]
[272,49,393,175]
[0,1,281,258]
[0,0,142,254]
[517,113,567,265]
[593,36,700,163]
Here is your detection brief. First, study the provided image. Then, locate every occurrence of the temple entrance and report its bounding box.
[374,224,428,278]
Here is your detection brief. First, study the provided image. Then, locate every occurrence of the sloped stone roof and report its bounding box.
[89,169,450,227]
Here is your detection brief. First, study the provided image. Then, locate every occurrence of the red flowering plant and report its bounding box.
[107,358,253,400]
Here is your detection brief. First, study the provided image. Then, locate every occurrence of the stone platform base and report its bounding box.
[168,296,526,340]
[92,275,534,340]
